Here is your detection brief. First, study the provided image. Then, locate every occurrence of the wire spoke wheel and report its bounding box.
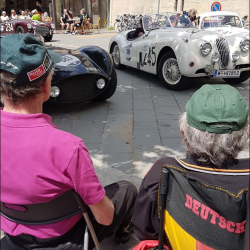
[113,45,120,65]
[111,44,125,70]
[162,58,182,85]
[158,51,187,90]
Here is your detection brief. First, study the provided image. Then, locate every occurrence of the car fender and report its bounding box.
[157,36,217,77]
[78,46,113,77]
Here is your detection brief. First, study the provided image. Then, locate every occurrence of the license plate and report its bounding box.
[214,70,241,78]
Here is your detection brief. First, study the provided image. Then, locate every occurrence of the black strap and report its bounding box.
[0,190,81,225]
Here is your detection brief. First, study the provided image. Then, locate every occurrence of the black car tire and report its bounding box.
[93,68,117,101]
[111,43,126,70]
[44,34,53,42]
[223,71,250,84]
[16,26,24,34]
[158,51,188,90]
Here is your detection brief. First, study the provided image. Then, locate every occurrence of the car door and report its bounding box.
[119,32,139,69]
[135,31,158,75]
[1,20,14,35]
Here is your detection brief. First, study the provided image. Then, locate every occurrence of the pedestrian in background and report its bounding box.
[60,8,70,33]
[31,9,41,21]
[36,0,45,15]
[1,11,9,21]
[82,8,90,31]
[10,9,18,19]
[242,15,248,27]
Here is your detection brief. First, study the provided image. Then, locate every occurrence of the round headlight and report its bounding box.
[50,24,55,29]
[232,51,240,61]
[200,42,212,56]
[50,86,60,97]
[96,78,106,89]
[212,53,220,63]
[239,39,250,52]
[27,23,32,29]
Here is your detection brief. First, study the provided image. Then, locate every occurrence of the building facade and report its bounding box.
[110,0,249,27]
[2,0,108,29]
[1,0,249,29]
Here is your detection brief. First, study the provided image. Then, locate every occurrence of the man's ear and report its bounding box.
[42,74,51,95]
[180,126,185,137]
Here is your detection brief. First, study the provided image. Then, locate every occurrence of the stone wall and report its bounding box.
[183,0,249,18]
[110,0,176,26]
[110,0,249,27]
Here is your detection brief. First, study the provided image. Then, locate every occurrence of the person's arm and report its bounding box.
[132,161,162,240]
[65,141,112,225]
[89,195,114,225]
[79,15,83,24]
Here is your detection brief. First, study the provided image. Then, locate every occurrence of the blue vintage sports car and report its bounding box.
[47,45,117,103]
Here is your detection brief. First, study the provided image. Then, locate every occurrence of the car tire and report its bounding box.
[93,67,117,101]
[111,43,126,70]
[223,71,250,84]
[16,26,24,34]
[44,34,53,42]
[158,51,188,90]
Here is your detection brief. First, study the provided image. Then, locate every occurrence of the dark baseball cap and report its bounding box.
[0,34,61,87]
[186,84,249,134]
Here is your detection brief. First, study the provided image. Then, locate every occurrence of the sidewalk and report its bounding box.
[54,28,116,34]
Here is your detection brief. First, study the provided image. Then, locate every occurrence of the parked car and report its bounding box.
[47,45,117,103]
[0,19,54,41]
[109,12,250,90]
[198,11,249,34]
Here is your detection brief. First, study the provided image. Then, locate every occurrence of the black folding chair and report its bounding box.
[153,166,249,250]
[0,190,101,250]
[244,179,249,250]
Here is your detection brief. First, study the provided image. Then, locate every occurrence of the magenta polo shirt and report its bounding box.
[1,109,105,238]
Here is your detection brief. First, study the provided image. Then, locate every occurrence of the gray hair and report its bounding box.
[179,112,249,168]
[188,8,197,15]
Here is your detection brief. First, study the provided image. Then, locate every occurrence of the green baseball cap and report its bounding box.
[0,34,61,87]
[186,84,249,134]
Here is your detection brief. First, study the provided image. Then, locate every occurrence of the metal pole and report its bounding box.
[157,0,160,13]
[51,0,58,30]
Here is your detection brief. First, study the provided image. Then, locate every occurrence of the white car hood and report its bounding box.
[199,27,249,37]
[185,28,249,40]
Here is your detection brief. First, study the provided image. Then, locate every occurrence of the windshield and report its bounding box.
[142,12,194,31]
[201,15,242,28]
[168,12,194,28]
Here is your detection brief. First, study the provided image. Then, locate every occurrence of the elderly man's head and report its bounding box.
[11,9,16,15]
[21,11,25,16]
[2,11,6,16]
[0,34,61,106]
[179,84,249,168]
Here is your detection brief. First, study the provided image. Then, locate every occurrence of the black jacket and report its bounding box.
[132,153,249,249]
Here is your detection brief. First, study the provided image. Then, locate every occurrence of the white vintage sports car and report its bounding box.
[109,12,250,90]
[198,11,248,32]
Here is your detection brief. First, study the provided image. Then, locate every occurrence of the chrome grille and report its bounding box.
[35,26,49,36]
[215,37,230,68]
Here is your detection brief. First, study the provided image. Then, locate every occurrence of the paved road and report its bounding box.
[44,32,250,249]
[2,32,249,250]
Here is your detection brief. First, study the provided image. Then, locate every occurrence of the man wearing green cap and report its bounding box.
[0,34,137,249]
[132,84,249,249]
